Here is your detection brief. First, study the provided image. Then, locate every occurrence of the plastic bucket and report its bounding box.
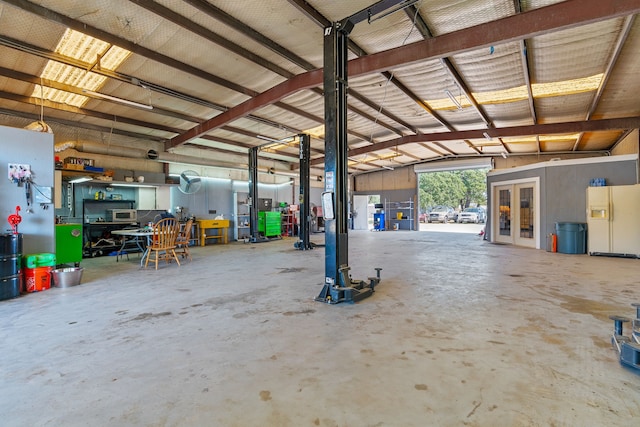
[555,222,587,254]
[24,266,52,292]
[51,267,84,288]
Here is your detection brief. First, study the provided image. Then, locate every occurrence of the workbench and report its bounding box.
[196,219,230,246]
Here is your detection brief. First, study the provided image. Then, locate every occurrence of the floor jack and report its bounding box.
[609,303,640,371]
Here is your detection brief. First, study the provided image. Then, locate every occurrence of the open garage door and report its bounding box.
[416,159,492,234]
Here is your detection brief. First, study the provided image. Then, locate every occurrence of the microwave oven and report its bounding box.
[107,209,137,222]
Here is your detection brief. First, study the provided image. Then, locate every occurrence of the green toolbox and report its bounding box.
[258,211,281,237]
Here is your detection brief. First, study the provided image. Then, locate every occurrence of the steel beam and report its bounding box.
[167,0,640,148]
[308,117,640,166]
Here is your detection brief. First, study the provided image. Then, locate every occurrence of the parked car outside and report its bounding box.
[457,207,486,223]
[428,206,455,223]
[419,212,428,223]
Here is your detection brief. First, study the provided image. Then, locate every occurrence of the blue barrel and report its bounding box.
[555,222,587,254]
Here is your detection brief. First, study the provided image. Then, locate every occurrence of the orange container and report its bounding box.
[23,266,52,292]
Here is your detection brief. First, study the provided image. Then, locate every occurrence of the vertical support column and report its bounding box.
[297,134,312,250]
[323,21,351,286]
[248,146,260,242]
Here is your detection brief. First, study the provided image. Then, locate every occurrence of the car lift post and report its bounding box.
[295,133,314,250]
[315,5,405,303]
[248,146,268,243]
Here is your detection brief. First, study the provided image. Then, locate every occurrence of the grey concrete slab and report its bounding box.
[1,230,639,426]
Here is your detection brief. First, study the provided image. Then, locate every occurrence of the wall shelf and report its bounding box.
[385,199,415,231]
[233,192,251,241]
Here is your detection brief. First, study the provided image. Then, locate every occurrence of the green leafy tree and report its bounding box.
[455,169,488,208]
[418,172,465,211]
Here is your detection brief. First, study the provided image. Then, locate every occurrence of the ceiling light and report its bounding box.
[483,132,492,141]
[501,152,508,159]
[256,135,282,143]
[111,183,156,188]
[83,90,153,110]
[69,176,93,183]
[445,90,463,110]
[368,0,421,23]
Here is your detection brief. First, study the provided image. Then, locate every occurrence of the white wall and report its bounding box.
[0,125,55,254]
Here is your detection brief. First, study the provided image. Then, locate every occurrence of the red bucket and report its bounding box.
[23,266,52,292]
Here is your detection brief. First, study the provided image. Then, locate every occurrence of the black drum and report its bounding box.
[0,255,21,276]
[0,233,22,300]
[0,233,22,256]
[0,274,21,300]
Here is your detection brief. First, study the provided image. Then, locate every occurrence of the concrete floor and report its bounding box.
[1,229,639,426]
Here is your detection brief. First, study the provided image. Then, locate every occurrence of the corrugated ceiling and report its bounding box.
[0,0,637,176]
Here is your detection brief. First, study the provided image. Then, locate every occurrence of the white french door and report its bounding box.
[492,179,539,248]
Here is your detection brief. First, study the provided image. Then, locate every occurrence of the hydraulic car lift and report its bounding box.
[314,2,421,303]
[609,303,640,372]
[248,146,270,243]
[294,134,316,251]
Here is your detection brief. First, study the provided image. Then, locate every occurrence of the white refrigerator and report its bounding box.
[586,184,640,257]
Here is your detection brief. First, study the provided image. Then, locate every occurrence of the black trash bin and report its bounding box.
[555,222,587,254]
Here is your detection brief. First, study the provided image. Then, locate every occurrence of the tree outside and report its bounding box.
[418,169,488,212]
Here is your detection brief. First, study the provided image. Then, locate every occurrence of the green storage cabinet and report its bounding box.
[55,224,83,265]
[258,211,281,237]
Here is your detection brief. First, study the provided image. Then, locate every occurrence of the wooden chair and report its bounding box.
[144,218,181,269]
[175,219,193,261]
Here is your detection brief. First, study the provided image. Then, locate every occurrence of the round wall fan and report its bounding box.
[179,170,202,194]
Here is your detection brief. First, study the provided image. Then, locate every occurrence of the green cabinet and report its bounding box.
[258,211,281,237]
[55,224,83,265]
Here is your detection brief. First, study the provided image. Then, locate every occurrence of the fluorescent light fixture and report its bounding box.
[445,89,463,110]
[501,152,508,159]
[69,176,92,183]
[483,132,492,141]
[382,165,394,170]
[256,135,281,143]
[368,0,421,23]
[83,90,153,110]
[111,183,156,188]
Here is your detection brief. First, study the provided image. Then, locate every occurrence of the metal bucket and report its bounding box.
[51,267,84,288]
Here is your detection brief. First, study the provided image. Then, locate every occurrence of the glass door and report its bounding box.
[492,180,538,248]
[494,186,512,244]
[514,184,535,248]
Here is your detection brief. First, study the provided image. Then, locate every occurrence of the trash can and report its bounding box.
[555,222,587,254]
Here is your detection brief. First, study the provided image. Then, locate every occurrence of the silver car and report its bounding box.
[457,207,486,223]
[428,206,454,223]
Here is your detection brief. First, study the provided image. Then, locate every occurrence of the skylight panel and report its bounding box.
[30,28,131,107]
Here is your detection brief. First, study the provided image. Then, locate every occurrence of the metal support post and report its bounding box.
[248,146,267,243]
[295,133,314,250]
[314,19,381,304]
